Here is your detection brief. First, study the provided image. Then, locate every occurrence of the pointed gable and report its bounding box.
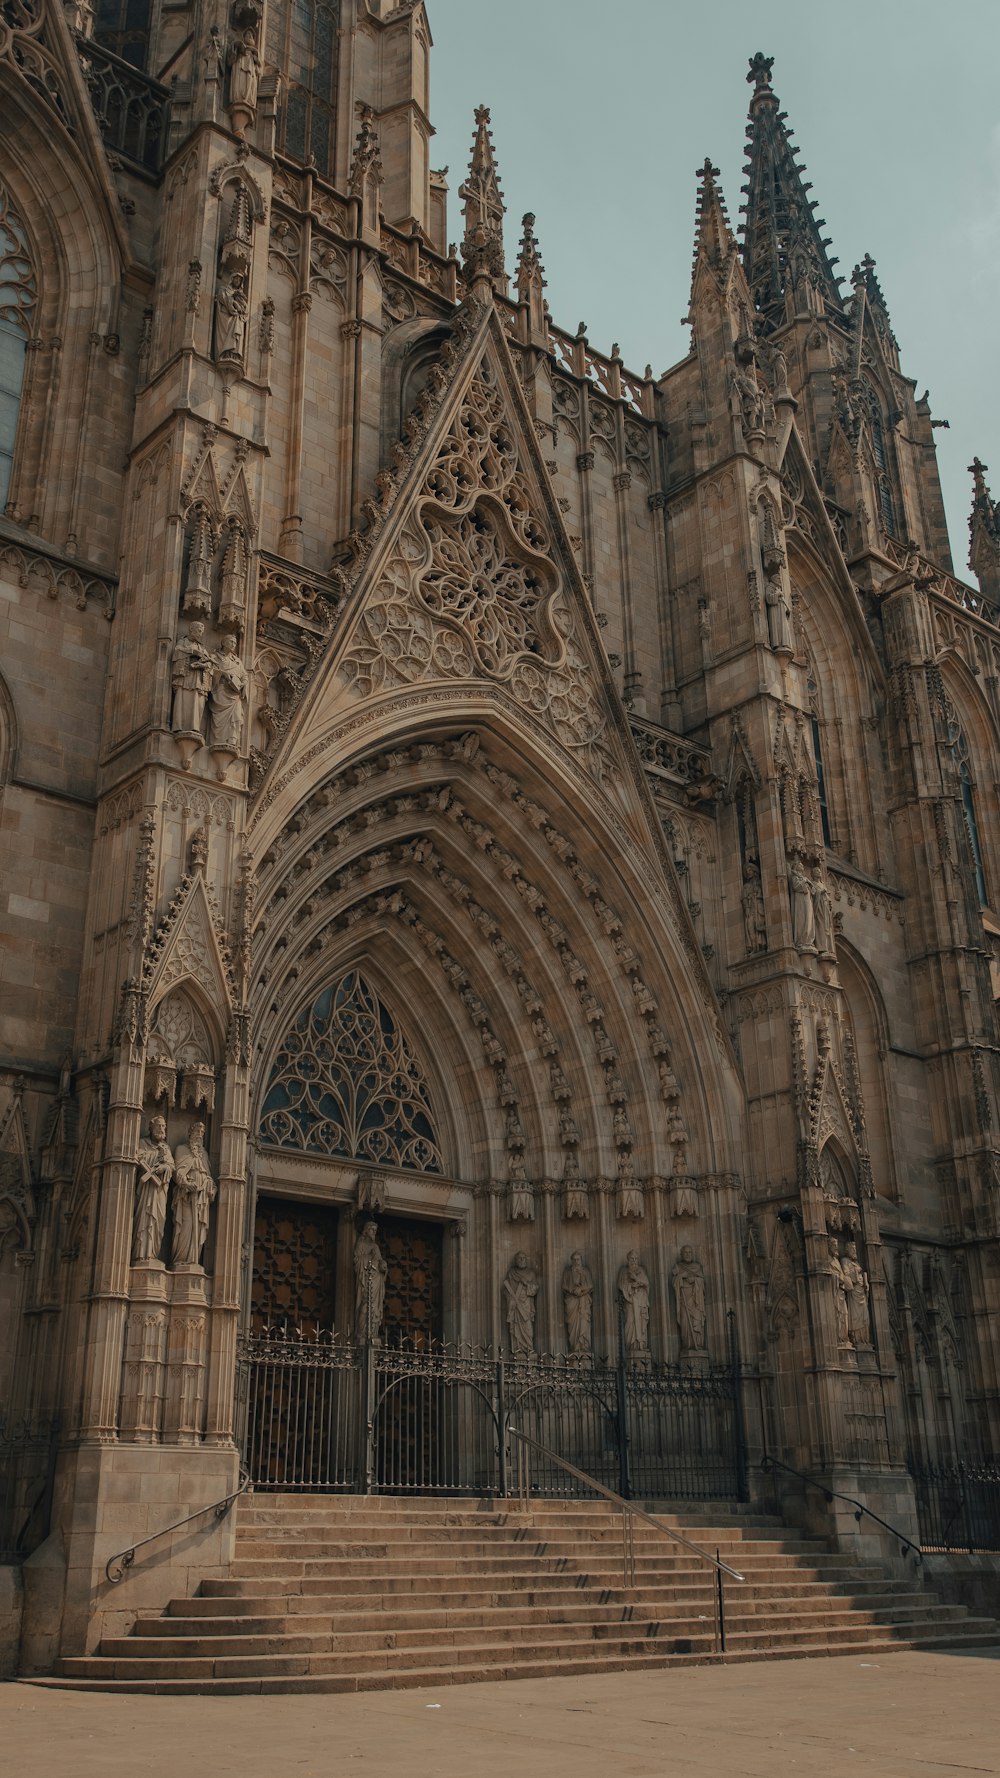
[259,299,642,795]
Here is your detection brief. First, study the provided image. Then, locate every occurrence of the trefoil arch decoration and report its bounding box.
[259,969,443,1173]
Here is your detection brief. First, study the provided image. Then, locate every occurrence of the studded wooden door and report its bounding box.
[250,1196,339,1334]
[378,1215,444,1347]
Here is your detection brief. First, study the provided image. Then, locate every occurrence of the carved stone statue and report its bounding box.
[842,1240,872,1347]
[741,854,767,954]
[811,871,835,957]
[829,1238,851,1346]
[353,1219,387,1342]
[170,1120,216,1267]
[171,623,214,737]
[229,30,260,115]
[503,1250,539,1357]
[789,859,817,951]
[671,1243,707,1354]
[561,1251,593,1358]
[765,577,794,653]
[617,1250,650,1360]
[214,272,248,363]
[132,1115,174,1264]
[734,366,766,435]
[209,634,249,754]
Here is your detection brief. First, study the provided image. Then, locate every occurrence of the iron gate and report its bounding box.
[237,1330,747,1501]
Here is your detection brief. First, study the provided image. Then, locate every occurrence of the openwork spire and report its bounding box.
[968,457,1000,598]
[459,105,507,292]
[740,52,842,332]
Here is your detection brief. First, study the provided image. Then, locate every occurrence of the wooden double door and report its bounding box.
[250,1196,443,1344]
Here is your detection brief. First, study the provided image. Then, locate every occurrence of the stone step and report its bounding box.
[61,1616,1000,1687]
[33,1630,1000,1696]
[109,1600,974,1661]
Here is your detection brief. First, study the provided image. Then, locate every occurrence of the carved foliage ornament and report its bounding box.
[259,969,442,1172]
[343,355,613,778]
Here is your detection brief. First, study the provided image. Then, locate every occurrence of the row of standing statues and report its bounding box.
[171,625,248,751]
[132,1115,218,1269]
[504,1247,707,1362]
[350,1225,708,1361]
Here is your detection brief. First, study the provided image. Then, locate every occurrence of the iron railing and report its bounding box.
[0,1415,59,1563]
[507,1426,744,1654]
[106,1470,251,1584]
[910,1461,1000,1553]
[759,1452,922,1564]
[236,1326,748,1502]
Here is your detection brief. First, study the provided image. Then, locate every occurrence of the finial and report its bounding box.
[349,105,384,202]
[747,51,775,94]
[459,103,506,293]
[516,212,547,330]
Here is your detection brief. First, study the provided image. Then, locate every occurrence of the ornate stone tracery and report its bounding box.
[342,350,614,779]
[259,969,443,1173]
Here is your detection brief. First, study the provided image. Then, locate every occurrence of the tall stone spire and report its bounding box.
[459,105,507,296]
[739,52,843,332]
[968,457,1000,600]
[689,158,740,307]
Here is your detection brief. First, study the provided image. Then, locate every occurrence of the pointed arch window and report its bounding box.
[259,970,443,1172]
[266,0,341,178]
[0,185,37,515]
[864,383,897,538]
[945,708,988,906]
[807,672,832,847]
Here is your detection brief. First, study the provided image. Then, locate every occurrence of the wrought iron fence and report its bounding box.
[0,1415,59,1562]
[910,1461,1000,1552]
[236,1328,747,1503]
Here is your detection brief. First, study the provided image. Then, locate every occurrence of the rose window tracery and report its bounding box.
[259,969,442,1172]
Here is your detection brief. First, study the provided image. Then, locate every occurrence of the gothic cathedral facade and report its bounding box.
[1,0,999,1668]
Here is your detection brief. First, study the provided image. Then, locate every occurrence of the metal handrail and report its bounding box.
[760,1453,921,1562]
[105,1469,252,1584]
[506,1425,745,1584]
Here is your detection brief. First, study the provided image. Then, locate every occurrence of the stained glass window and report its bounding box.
[266,0,341,179]
[259,970,443,1171]
[0,185,37,515]
[93,0,152,70]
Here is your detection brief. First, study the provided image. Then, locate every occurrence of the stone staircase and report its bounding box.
[41,1494,1000,1693]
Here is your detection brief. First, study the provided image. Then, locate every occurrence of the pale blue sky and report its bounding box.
[424,0,999,575]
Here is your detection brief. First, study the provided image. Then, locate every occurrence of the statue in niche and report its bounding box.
[617,1250,650,1360]
[741,853,767,954]
[229,29,260,116]
[170,1121,217,1267]
[765,577,794,653]
[842,1239,872,1347]
[353,1220,387,1342]
[829,1237,851,1347]
[132,1114,174,1264]
[811,871,835,957]
[503,1251,539,1358]
[671,1244,707,1355]
[171,623,214,737]
[214,271,249,363]
[788,858,817,951]
[209,633,249,754]
[733,365,766,435]
[561,1251,594,1359]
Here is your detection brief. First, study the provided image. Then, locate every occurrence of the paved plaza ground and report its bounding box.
[2,1649,999,1778]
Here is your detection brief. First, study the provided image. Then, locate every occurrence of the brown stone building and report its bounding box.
[1,1,999,1675]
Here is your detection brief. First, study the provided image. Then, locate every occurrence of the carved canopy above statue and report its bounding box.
[258,969,443,1172]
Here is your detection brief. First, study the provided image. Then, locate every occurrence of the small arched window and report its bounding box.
[267,0,341,178]
[0,185,37,515]
[946,707,988,906]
